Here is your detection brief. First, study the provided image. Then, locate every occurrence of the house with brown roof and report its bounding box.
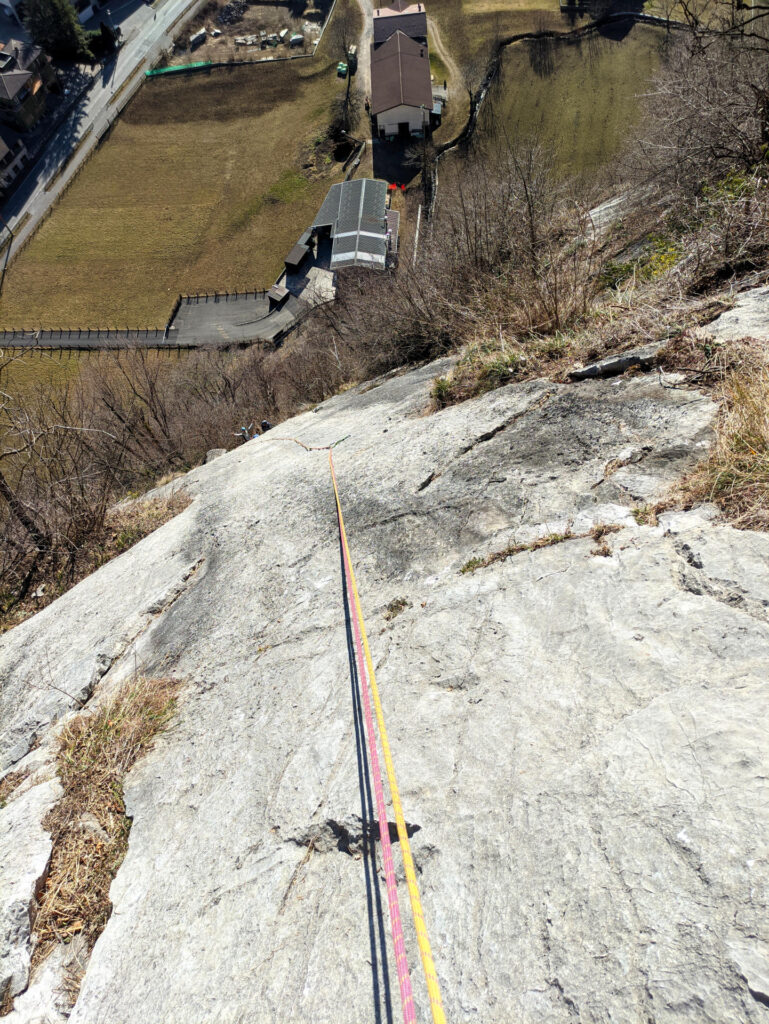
[370,30,432,139]
[0,39,55,132]
[373,0,427,47]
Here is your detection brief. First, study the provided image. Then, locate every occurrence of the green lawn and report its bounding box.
[0,7,359,328]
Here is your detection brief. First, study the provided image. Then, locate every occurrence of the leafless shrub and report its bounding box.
[328,87,362,143]
[309,140,604,372]
[0,490,190,635]
[0,328,363,620]
[0,364,127,610]
[634,33,769,197]
[674,172,769,291]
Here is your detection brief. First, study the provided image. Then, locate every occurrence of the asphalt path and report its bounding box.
[1,0,205,254]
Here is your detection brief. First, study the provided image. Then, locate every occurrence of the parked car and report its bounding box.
[337,61,348,78]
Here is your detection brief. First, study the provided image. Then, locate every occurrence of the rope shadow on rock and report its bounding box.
[338,532,394,1024]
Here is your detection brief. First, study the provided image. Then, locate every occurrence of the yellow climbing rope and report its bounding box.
[329,450,447,1024]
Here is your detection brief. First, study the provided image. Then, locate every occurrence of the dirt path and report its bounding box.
[427,15,461,94]
[355,0,374,100]
[427,14,467,141]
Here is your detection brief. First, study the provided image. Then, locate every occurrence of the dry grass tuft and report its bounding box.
[461,523,626,573]
[428,293,729,414]
[655,333,769,530]
[33,677,181,979]
[431,341,529,410]
[461,530,575,574]
[590,523,622,557]
[103,491,191,558]
[0,768,30,809]
[632,504,660,527]
[682,363,769,530]
[430,335,570,411]
[656,332,757,385]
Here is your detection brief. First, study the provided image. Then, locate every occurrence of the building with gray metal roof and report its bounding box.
[311,178,392,270]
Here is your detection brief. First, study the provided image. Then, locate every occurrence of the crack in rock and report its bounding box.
[728,937,769,1009]
[457,390,557,458]
[591,445,654,490]
[145,557,204,615]
[548,976,581,1020]
[672,540,769,624]
[416,389,557,494]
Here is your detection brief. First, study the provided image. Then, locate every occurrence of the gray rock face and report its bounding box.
[705,284,769,340]
[2,936,83,1024]
[0,772,61,1007]
[2,358,768,1023]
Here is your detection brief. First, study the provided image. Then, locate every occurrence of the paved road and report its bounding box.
[169,293,308,344]
[1,0,204,255]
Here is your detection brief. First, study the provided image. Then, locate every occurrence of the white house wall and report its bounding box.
[376,103,429,136]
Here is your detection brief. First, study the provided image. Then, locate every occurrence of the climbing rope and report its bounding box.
[338,498,416,1024]
[329,450,447,1024]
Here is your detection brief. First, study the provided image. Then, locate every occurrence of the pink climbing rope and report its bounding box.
[337,505,416,1024]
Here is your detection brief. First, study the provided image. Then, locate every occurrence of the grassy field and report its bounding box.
[0,20,357,328]
[428,0,561,71]
[479,24,665,175]
[0,349,194,424]
[0,349,89,399]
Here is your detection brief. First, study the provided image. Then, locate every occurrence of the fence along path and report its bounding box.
[0,328,169,350]
[0,289,305,350]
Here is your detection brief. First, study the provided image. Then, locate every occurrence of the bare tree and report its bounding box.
[635,32,769,195]
[328,5,356,62]
[305,138,604,372]
[329,87,363,143]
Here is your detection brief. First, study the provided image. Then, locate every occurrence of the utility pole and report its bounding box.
[412,204,421,267]
[0,212,15,297]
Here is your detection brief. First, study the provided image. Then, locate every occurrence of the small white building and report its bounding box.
[370,30,432,140]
